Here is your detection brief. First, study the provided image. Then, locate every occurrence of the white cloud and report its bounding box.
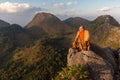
[52,1,77,9]
[0,2,45,26]
[113,5,120,8]
[40,2,46,7]
[99,7,111,11]
[0,1,30,13]
[66,2,73,6]
[53,3,65,9]
[66,1,77,6]
[99,5,120,12]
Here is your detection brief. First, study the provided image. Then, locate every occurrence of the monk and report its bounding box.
[72,26,90,51]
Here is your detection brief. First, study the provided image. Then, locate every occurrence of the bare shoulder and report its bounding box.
[84,30,89,35]
[84,30,89,33]
[84,30,90,41]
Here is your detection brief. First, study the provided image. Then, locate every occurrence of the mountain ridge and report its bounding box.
[86,15,120,48]
[0,13,120,48]
[0,12,120,80]
[25,12,74,38]
[0,19,10,28]
[93,15,119,26]
[63,17,91,28]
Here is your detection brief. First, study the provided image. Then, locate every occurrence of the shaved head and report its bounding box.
[79,26,84,31]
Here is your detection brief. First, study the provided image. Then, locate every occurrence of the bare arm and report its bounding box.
[72,31,79,48]
[73,31,79,43]
[84,30,90,41]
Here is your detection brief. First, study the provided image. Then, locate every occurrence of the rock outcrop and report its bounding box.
[117,48,120,70]
[67,44,120,80]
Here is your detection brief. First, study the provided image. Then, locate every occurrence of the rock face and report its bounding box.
[67,44,119,80]
[117,48,120,69]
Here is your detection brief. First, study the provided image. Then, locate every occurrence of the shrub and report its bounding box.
[54,65,89,80]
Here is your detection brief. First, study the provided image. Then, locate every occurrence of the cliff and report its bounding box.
[67,44,120,80]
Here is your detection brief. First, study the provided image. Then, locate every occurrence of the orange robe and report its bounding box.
[72,29,90,50]
[79,30,84,43]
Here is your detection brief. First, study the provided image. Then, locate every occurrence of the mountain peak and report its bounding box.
[25,12,73,37]
[34,12,58,19]
[94,15,119,26]
[63,17,90,28]
[26,12,61,28]
[0,19,10,28]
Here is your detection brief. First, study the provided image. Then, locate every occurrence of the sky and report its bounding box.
[0,0,120,26]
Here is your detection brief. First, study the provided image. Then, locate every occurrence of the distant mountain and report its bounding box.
[87,15,120,48]
[0,19,10,28]
[0,13,120,80]
[25,12,74,38]
[0,24,33,65]
[93,15,119,26]
[63,17,90,29]
[62,15,120,48]
[0,24,33,46]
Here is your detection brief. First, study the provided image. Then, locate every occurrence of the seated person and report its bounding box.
[72,26,90,51]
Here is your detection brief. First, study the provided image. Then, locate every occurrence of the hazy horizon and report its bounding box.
[0,0,120,26]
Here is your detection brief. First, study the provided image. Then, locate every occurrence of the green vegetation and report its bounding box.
[0,13,120,80]
[54,65,89,80]
[87,15,120,49]
[0,37,68,80]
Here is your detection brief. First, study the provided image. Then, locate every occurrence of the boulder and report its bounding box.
[91,44,117,72]
[67,44,120,80]
[117,48,120,69]
[117,48,120,79]
[67,47,115,80]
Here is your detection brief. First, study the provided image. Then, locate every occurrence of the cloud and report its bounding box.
[40,2,46,7]
[113,5,120,8]
[55,9,81,20]
[66,1,77,6]
[53,3,65,9]
[0,1,30,13]
[52,1,77,9]
[99,7,111,11]
[99,5,120,12]
[0,7,42,26]
[66,2,73,6]
[0,2,45,26]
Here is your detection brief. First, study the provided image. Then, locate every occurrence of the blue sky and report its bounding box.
[0,0,120,26]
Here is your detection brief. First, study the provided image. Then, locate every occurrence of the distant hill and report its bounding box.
[92,15,119,26]
[0,24,33,47]
[0,19,10,28]
[0,13,120,80]
[63,17,90,29]
[62,15,120,48]
[87,15,120,48]
[25,12,74,38]
[0,24,33,65]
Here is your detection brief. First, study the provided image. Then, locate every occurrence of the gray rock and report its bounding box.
[117,48,120,69]
[117,48,120,54]
[67,48,114,80]
[103,47,117,72]
[117,48,120,80]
